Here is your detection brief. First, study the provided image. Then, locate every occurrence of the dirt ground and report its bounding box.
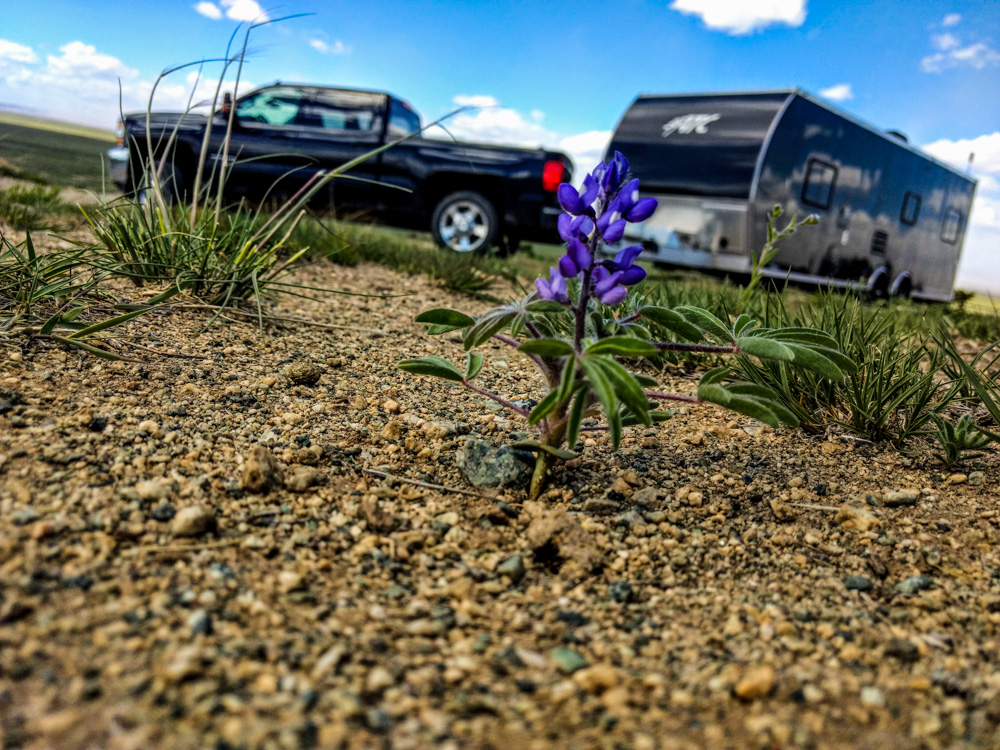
[1,227,999,749]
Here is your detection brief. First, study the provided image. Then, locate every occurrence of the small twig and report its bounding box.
[788,502,840,511]
[362,468,499,500]
[124,537,244,555]
[462,381,531,417]
[646,391,700,404]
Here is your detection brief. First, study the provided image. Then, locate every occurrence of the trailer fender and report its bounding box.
[867,266,890,299]
[890,272,913,299]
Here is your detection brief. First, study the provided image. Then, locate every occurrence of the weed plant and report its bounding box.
[0,184,69,230]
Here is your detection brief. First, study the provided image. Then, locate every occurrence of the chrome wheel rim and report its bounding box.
[438,200,489,252]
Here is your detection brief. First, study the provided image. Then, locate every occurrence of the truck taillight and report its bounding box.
[542,160,565,192]
[115,120,124,147]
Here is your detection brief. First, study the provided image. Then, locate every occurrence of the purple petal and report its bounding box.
[534,277,552,300]
[613,151,629,181]
[592,265,609,284]
[613,245,643,268]
[594,270,623,297]
[625,197,657,223]
[557,184,584,215]
[558,254,579,278]
[599,285,628,306]
[551,272,568,301]
[619,178,640,209]
[579,174,599,211]
[601,218,626,244]
[619,265,646,285]
[557,213,574,241]
[567,237,591,271]
[572,215,595,237]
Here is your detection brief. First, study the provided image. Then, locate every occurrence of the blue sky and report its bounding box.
[1,0,998,291]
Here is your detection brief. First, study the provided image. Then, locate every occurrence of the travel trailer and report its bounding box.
[606,90,977,300]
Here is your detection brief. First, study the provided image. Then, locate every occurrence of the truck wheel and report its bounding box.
[431,191,498,254]
[890,273,912,299]
[866,267,890,300]
[140,162,185,206]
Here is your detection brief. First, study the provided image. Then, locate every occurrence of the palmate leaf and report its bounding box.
[586,336,657,358]
[737,334,856,380]
[638,305,703,342]
[398,356,465,382]
[464,308,518,349]
[416,307,476,335]
[674,306,733,343]
[697,371,799,428]
[519,338,574,357]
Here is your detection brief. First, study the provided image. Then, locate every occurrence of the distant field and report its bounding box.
[0,114,113,191]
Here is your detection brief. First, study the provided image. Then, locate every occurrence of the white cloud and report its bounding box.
[923,133,1000,292]
[669,0,806,35]
[194,2,223,20]
[309,38,348,55]
[0,39,39,64]
[220,0,268,22]
[931,32,959,51]
[942,13,962,27]
[818,83,853,101]
[922,40,1000,72]
[424,95,608,180]
[452,94,499,109]
[195,0,269,22]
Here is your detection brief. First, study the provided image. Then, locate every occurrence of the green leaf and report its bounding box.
[579,357,621,448]
[586,336,657,358]
[700,367,730,386]
[566,388,588,448]
[762,326,839,348]
[415,308,476,328]
[674,306,733,342]
[526,299,571,313]
[631,372,660,388]
[697,382,731,405]
[465,352,484,380]
[783,343,845,380]
[528,389,562,425]
[723,395,781,427]
[512,440,578,460]
[638,306,703,342]
[622,409,674,426]
[39,312,63,335]
[464,310,517,349]
[733,314,756,337]
[398,356,465,382]
[68,307,152,340]
[50,335,127,361]
[425,323,463,335]
[555,356,578,405]
[518,338,575,357]
[595,357,651,426]
[737,336,795,362]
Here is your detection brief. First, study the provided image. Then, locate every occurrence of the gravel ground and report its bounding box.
[1,248,999,750]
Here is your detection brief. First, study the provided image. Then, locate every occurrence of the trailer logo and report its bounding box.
[661,113,721,137]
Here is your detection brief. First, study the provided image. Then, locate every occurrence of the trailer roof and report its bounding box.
[629,89,975,185]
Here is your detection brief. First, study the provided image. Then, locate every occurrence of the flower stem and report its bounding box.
[461,381,531,417]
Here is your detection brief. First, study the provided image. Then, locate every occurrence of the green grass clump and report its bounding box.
[0,183,70,230]
[0,120,111,191]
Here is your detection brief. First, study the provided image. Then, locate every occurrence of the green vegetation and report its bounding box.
[0,118,112,191]
[0,183,71,230]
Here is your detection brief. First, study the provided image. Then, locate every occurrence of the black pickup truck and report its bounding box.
[107,83,572,253]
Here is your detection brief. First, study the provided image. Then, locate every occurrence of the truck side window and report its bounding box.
[235,89,304,126]
[901,191,921,226]
[388,100,421,138]
[941,209,962,244]
[802,158,837,210]
[300,101,376,132]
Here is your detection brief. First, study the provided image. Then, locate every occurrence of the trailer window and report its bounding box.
[802,158,837,210]
[941,209,962,244]
[900,192,921,226]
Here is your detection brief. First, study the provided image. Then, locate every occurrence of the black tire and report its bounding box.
[891,273,913,299]
[866,267,890,300]
[140,161,185,206]
[431,191,499,254]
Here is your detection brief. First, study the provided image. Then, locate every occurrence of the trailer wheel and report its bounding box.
[431,191,499,254]
[866,267,890,300]
[890,273,912,299]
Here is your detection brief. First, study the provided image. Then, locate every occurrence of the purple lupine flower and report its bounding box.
[599,152,629,195]
[557,174,599,217]
[557,213,594,243]
[535,267,570,304]
[596,200,626,244]
[615,177,657,223]
[593,267,628,306]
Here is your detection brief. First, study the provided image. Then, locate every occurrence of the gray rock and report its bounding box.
[286,467,322,493]
[969,471,985,486]
[497,554,526,583]
[884,490,918,507]
[187,609,213,636]
[631,487,663,508]
[12,508,40,525]
[150,503,176,522]
[242,445,284,494]
[894,575,934,596]
[455,439,533,489]
[608,580,634,604]
[884,638,920,662]
[844,575,874,592]
[860,686,886,707]
[582,498,620,515]
[550,647,588,674]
